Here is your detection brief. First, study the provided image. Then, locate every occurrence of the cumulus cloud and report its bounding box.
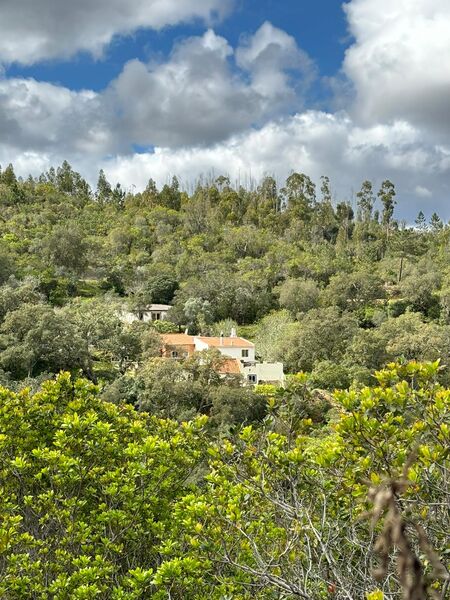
[0,77,116,157]
[0,24,312,153]
[343,0,450,136]
[236,21,316,109]
[110,24,312,146]
[0,0,232,65]
[110,30,258,147]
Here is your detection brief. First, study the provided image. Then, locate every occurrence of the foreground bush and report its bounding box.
[0,363,448,598]
[154,361,449,599]
[0,374,207,598]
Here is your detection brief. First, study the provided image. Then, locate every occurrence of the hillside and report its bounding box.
[0,163,449,405]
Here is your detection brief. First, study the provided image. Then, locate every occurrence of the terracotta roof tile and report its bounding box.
[196,336,254,348]
[218,358,242,374]
[162,333,195,345]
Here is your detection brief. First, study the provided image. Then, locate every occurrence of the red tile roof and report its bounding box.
[196,336,254,348]
[162,333,195,345]
[217,358,242,374]
[161,333,196,357]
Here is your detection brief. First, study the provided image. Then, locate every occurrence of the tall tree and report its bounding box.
[430,212,443,231]
[282,172,316,220]
[415,210,427,231]
[96,169,112,203]
[378,179,397,235]
[356,180,375,222]
[320,175,332,204]
[0,163,17,187]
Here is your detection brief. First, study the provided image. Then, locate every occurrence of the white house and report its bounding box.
[121,304,172,324]
[240,362,285,385]
[161,329,285,386]
[194,332,256,362]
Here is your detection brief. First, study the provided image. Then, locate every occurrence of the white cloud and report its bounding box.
[0,150,52,178]
[343,0,450,136]
[236,21,315,108]
[0,77,116,156]
[0,0,232,65]
[0,24,312,153]
[110,25,312,147]
[110,30,257,147]
[415,185,432,198]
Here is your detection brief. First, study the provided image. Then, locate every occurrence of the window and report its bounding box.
[171,351,179,358]
[154,312,161,321]
[138,312,144,321]
[242,349,249,358]
[247,374,257,383]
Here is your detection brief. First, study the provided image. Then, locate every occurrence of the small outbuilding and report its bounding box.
[121,304,172,324]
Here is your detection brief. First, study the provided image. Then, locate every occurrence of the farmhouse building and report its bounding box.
[161,329,284,385]
[121,304,171,324]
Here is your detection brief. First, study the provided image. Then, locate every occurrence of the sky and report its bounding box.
[0,0,449,220]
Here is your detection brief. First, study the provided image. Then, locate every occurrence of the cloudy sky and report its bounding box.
[1,0,449,219]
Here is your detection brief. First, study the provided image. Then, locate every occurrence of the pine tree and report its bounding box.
[1,163,17,187]
[429,212,443,231]
[415,211,427,231]
[96,169,112,203]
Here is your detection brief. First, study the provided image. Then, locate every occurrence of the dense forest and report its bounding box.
[0,161,449,598]
[0,161,449,399]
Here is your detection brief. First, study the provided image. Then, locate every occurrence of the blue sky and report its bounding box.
[0,0,449,219]
[6,1,348,92]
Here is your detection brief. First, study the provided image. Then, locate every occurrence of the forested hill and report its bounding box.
[0,162,449,598]
[0,161,450,404]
